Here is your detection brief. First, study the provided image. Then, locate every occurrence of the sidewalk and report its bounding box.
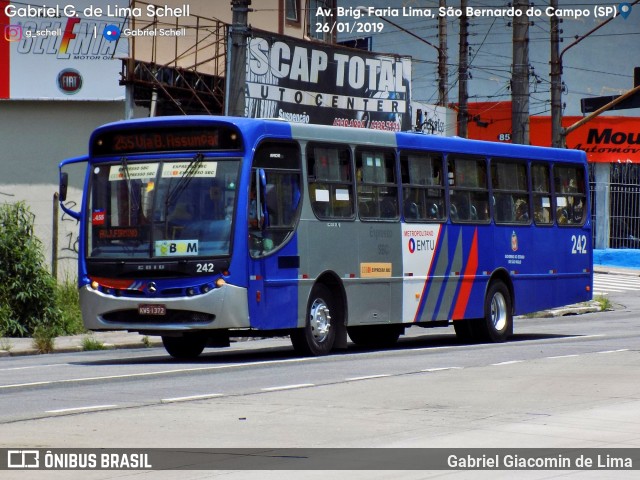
[0,331,163,358]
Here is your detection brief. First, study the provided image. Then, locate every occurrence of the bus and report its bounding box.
[59,116,592,358]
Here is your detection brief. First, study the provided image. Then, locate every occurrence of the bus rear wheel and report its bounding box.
[290,284,336,356]
[162,334,207,359]
[477,281,513,342]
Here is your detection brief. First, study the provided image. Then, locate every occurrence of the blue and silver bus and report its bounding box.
[59,116,592,358]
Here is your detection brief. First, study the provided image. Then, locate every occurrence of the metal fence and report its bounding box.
[590,163,640,249]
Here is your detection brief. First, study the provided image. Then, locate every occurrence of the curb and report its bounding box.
[0,339,163,357]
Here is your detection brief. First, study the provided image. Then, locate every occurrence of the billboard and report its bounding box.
[245,31,412,131]
[466,101,640,163]
[0,0,127,100]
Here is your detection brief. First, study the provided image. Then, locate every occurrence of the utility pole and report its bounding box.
[227,0,251,117]
[457,0,468,138]
[550,0,562,147]
[438,0,448,106]
[511,0,529,144]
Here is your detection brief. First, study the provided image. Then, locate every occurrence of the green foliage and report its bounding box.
[56,279,84,335]
[82,335,106,351]
[595,294,612,311]
[32,325,57,353]
[0,202,62,337]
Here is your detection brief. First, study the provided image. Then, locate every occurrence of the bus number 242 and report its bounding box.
[571,234,588,254]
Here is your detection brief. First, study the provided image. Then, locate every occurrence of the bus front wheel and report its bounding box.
[290,284,336,356]
[477,281,513,342]
[162,334,207,359]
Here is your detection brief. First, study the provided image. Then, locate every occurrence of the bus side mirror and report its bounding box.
[59,172,69,202]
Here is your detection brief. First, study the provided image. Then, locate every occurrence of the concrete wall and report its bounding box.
[0,101,129,280]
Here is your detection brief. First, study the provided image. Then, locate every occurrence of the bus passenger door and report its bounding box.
[247,143,303,331]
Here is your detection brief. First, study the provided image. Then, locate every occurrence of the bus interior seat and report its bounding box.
[404,201,419,220]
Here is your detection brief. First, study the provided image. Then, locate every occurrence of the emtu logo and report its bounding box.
[4,24,22,42]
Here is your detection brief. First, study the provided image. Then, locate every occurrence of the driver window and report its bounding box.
[249,141,302,257]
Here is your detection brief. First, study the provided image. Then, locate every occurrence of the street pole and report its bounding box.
[457,0,468,138]
[511,0,529,145]
[227,0,251,117]
[550,0,562,147]
[438,0,448,106]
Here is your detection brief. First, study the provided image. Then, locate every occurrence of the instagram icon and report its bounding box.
[4,24,22,42]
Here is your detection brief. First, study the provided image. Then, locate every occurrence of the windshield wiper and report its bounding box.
[165,153,204,209]
[120,156,141,223]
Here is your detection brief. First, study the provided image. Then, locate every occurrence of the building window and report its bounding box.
[286,0,300,23]
[308,0,335,42]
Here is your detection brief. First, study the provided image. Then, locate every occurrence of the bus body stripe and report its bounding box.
[436,229,464,321]
[412,226,445,323]
[452,228,479,320]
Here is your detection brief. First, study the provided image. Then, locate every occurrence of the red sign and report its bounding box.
[467,101,640,163]
[92,211,105,226]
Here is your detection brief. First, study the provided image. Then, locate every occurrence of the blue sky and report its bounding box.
[337,0,639,117]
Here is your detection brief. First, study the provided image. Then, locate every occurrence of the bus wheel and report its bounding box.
[478,281,513,342]
[162,335,206,359]
[347,325,402,348]
[291,284,336,356]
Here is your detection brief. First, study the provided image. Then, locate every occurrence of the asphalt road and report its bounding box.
[0,282,639,479]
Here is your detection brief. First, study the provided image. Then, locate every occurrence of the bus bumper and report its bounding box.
[79,284,250,332]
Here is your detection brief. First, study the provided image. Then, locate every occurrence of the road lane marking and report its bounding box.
[161,393,224,403]
[491,360,524,366]
[261,384,314,392]
[0,363,69,372]
[345,374,391,381]
[596,349,629,354]
[421,367,463,372]
[46,405,117,414]
[546,354,580,359]
[0,357,313,390]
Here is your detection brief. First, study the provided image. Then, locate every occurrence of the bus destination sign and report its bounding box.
[91,127,242,155]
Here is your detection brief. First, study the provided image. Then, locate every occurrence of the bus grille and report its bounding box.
[102,310,215,325]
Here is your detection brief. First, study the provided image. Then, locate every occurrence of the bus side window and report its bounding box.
[491,159,529,225]
[400,151,445,222]
[307,143,354,220]
[356,148,398,221]
[554,164,586,226]
[448,155,490,223]
[532,163,552,225]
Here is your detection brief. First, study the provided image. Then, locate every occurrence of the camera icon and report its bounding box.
[4,24,23,42]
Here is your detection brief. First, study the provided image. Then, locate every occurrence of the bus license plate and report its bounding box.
[138,304,166,316]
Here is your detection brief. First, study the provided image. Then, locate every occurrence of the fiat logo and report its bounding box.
[57,69,83,95]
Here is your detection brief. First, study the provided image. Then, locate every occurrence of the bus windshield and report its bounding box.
[87,157,240,259]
